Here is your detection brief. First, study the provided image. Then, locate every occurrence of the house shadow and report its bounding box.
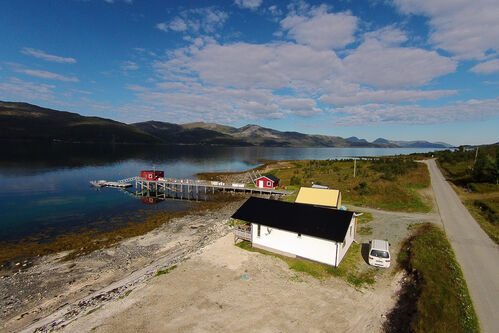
[361,242,370,264]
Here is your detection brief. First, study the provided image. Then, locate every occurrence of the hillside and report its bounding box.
[132,121,251,146]
[0,101,159,144]
[372,137,453,148]
[0,101,453,147]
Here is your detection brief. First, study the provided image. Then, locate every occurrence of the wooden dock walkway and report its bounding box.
[132,177,292,197]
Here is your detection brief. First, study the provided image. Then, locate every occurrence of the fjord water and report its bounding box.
[0,143,441,243]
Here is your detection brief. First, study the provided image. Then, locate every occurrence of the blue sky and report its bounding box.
[1,0,498,145]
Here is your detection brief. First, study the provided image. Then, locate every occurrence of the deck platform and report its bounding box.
[90,180,132,188]
[133,178,292,197]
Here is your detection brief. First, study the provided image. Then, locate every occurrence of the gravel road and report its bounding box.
[425,159,499,333]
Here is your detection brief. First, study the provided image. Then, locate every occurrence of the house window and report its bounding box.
[257,224,261,237]
[267,181,271,186]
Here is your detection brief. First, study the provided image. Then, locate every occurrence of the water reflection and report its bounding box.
[0,143,443,242]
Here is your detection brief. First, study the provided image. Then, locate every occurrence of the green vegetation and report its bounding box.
[396,223,479,333]
[465,198,499,244]
[119,289,133,299]
[272,157,430,212]
[236,241,376,287]
[357,225,372,235]
[85,305,103,316]
[0,101,159,144]
[431,146,499,244]
[228,219,247,227]
[356,212,374,235]
[357,212,374,224]
[155,265,177,276]
[434,146,498,185]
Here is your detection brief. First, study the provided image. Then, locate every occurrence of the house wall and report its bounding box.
[251,223,338,266]
[140,171,164,180]
[256,177,274,188]
[336,216,356,264]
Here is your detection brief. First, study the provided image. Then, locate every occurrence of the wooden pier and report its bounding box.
[132,177,292,197]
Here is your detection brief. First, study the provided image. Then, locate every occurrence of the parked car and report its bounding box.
[368,239,391,268]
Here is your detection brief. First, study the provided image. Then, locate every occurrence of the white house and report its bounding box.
[232,197,356,267]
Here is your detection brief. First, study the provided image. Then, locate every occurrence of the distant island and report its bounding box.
[0,101,454,148]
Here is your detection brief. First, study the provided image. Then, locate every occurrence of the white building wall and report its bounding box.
[251,223,338,266]
[336,216,356,264]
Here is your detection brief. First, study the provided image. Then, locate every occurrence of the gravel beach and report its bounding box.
[0,199,246,333]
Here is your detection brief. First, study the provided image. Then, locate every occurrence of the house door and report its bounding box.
[258,180,264,188]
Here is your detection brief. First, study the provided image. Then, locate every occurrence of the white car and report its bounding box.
[368,239,391,268]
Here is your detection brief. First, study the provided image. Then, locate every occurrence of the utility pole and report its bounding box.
[472,147,479,171]
[353,158,356,178]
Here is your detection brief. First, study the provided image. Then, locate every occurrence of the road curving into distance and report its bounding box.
[425,159,498,333]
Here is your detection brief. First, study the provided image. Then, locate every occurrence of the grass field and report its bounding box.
[270,158,431,212]
[395,223,479,333]
[454,186,499,244]
[236,240,377,288]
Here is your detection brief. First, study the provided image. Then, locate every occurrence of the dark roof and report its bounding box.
[231,197,353,243]
[259,174,280,182]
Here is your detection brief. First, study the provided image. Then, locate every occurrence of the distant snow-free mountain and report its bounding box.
[0,101,453,148]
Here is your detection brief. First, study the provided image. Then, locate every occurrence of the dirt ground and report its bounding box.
[0,200,245,333]
[62,233,404,333]
[2,175,441,333]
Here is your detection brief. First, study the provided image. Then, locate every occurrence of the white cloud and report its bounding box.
[320,88,457,106]
[156,22,168,32]
[18,69,79,82]
[131,30,465,123]
[280,5,357,50]
[169,17,187,32]
[71,89,92,95]
[21,48,76,64]
[155,41,342,90]
[126,84,148,91]
[470,59,499,74]
[0,77,57,102]
[332,97,499,126]
[121,61,139,70]
[235,0,263,10]
[279,97,322,116]
[156,7,228,34]
[363,26,408,46]
[268,5,282,17]
[393,0,499,59]
[343,39,456,88]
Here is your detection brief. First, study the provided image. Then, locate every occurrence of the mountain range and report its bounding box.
[0,101,454,148]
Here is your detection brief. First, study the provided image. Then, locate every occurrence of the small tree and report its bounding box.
[473,153,495,183]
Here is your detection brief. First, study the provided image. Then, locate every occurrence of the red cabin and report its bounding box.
[140,170,164,180]
[256,174,280,188]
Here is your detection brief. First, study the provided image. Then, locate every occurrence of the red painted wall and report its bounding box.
[256,176,276,188]
[140,170,164,180]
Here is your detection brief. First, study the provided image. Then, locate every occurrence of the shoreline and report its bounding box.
[0,199,246,332]
[0,194,244,267]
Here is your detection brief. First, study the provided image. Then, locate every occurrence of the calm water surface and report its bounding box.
[0,144,443,242]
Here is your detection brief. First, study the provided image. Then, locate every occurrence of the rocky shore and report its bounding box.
[0,199,246,333]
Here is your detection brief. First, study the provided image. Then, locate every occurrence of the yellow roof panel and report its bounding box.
[295,187,341,207]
